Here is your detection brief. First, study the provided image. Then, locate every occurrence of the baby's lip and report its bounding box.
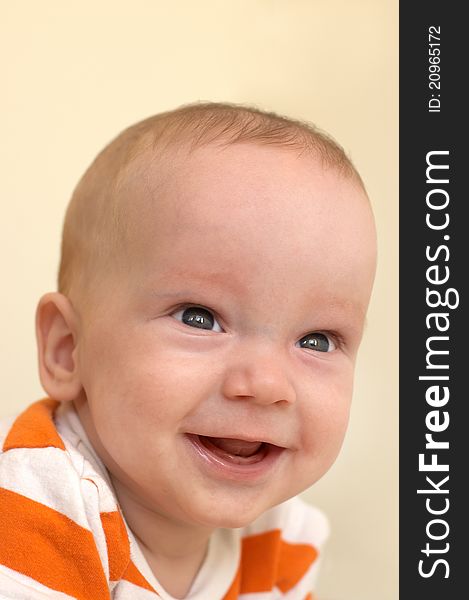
[186,432,288,450]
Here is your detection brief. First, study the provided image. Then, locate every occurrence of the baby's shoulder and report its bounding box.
[0,398,112,529]
[0,399,85,519]
[0,399,128,598]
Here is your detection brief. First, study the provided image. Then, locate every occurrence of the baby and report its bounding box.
[0,102,376,599]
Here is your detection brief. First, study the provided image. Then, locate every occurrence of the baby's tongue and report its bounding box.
[208,437,262,457]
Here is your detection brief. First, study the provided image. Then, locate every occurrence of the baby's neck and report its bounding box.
[137,538,208,599]
[110,474,212,598]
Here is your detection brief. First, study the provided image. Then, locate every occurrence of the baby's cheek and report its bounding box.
[108,350,214,432]
[301,378,352,452]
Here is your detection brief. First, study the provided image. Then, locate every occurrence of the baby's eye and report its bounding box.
[172,306,223,332]
[297,332,336,353]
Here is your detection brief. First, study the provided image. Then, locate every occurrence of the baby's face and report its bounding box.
[73,143,376,529]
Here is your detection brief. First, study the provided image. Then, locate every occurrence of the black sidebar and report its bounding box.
[400,2,467,598]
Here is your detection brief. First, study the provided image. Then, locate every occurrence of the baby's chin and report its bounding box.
[188,490,298,530]
[196,506,268,530]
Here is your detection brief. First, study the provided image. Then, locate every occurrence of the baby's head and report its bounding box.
[36,103,376,529]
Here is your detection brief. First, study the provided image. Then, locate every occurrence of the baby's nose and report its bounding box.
[221,344,297,406]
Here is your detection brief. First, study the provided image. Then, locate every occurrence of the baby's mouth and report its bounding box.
[193,434,269,464]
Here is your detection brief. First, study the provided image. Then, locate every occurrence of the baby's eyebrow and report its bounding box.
[146,270,246,299]
[149,290,193,300]
[147,286,229,303]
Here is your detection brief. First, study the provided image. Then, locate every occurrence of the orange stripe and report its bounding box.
[238,529,318,594]
[122,559,159,593]
[304,593,314,600]
[100,511,158,594]
[100,510,131,581]
[239,530,281,592]
[2,397,66,451]
[0,487,110,600]
[276,538,318,593]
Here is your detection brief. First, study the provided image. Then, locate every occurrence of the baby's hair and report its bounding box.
[58,101,364,309]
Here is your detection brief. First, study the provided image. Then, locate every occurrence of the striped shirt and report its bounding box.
[0,398,328,599]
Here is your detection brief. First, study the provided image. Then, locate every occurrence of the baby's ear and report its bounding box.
[35,292,82,402]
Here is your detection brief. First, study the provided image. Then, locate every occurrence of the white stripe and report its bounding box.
[111,579,160,599]
[55,400,121,513]
[282,497,329,548]
[240,496,329,549]
[238,591,282,600]
[0,446,91,530]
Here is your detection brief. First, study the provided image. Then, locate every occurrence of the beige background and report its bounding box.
[1,2,398,599]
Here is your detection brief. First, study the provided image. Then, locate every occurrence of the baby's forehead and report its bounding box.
[118,142,372,270]
[121,140,359,218]
[111,144,370,291]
